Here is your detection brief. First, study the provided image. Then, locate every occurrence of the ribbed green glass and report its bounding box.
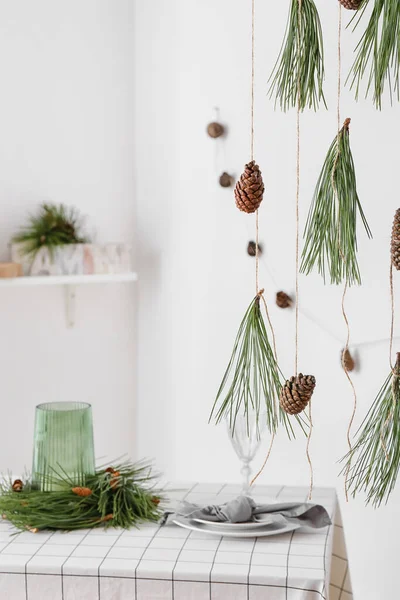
[32,402,95,491]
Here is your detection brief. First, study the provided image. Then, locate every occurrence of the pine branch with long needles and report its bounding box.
[0,460,163,531]
[348,0,400,109]
[12,203,90,258]
[300,119,372,285]
[209,293,306,439]
[268,0,326,111]
[340,355,400,507]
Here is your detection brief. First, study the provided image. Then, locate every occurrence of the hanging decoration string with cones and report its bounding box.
[341,210,400,507]
[273,0,317,500]
[210,0,306,450]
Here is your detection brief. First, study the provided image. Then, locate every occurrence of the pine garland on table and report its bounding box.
[269,0,326,111]
[0,460,162,532]
[300,118,372,285]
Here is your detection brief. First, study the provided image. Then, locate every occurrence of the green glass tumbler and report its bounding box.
[32,402,95,491]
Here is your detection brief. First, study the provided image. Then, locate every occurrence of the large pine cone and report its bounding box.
[234,161,264,214]
[339,0,361,9]
[391,209,400,271]
[280,373,316,415]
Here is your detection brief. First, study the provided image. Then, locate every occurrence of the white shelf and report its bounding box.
[0,272,138,327]
[0,272,138,287]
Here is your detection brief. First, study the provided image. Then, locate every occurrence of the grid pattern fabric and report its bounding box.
[0,483,352,600]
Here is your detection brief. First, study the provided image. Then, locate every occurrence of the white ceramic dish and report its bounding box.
[192,517,272,530]
[173,516,300,538]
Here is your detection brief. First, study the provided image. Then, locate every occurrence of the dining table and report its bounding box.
[0,482,352,600]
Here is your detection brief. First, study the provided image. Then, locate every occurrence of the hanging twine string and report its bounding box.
[251,291,277,486]
[249,0,279,487]
[294,0,313,500]
[331,5,357,502]
[380,264,398,460]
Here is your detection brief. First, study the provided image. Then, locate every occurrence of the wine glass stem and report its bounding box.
[241,460,251,495]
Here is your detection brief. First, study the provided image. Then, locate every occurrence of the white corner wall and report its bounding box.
[134,1,400,599]
[0,1,136,466]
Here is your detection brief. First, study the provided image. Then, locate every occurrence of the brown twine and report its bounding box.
[294,0,313,500]
[380,264,398,460]
[248,0,278,486]
[251,290,277,487]
[332,5,357,502]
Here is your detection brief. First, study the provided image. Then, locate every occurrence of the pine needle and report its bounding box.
[348,0,400,109]
[268,0,326,111]
[300,119,372,285]
[340,360,400,507]
[209,294,306,439]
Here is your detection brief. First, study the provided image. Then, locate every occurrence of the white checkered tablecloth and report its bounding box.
[0,483,352,600]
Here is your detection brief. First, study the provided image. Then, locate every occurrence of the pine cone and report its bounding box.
[12,479,23,492]
[219,172,233,188]
[339,0,361,9]
[391,209,400,271]
[276,291,292,309]
[71,487,92,497]
[247,241,263,257]
[342,348,355,372]
[207,122,224,138]
[234,161,264,214]
[280,373,316,415]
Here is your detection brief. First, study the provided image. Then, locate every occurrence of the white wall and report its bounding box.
[134,1,400,599]
[0,1,136,466]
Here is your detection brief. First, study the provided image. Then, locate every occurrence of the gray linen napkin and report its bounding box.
[174,495,331,529]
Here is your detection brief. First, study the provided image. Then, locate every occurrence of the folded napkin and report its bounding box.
[174,495,331,529]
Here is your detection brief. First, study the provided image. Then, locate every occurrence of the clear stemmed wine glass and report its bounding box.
[226,409,267,496]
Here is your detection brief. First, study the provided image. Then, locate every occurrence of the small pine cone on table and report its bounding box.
[338,0,361,9]
[280,373,316,415]
[234,161,264,214]
[391,209,400,271]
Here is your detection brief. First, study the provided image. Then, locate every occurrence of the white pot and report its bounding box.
[10,243,132,276]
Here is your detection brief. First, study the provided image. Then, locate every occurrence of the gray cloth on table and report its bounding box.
[174,495,331,529]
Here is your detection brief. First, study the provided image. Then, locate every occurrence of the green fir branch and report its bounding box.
[348,0,400,109]
[340,358,400,507]
[268,0,326,111]
[300,119,372,286]
[209,294,306,439]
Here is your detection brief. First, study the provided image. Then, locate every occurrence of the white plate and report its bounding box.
[173,516,300,538]
[193,517,272,530]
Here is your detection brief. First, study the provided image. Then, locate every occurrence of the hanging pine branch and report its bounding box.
[341,355,400,507]
[268,0,326,111]
[348,0,400,109]
[300,118,372,285]
[209,292,305,439]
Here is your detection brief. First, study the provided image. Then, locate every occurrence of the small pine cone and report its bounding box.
[276,291,292,309]
[342,348,355,372]
[391,209,400,271]
[110,471,121,490]
[152,496,161,505]
[207,122,224,138]
[72,487,93,497]
[234,161,265,214]
[339,0,361,9]
[12,479,24,492]
[280,373,316,415]
[247,241,263,257]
